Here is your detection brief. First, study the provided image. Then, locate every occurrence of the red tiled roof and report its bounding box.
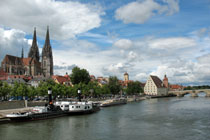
[2,55,22,65]
[170,84,183,89]
[52,75,70,84]
[22,58,41,66]
[150,75,165,88]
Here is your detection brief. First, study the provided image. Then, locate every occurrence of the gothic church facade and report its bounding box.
[1,27,53,77]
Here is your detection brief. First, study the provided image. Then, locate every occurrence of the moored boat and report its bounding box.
[6,88,66,122]
[55,101,100,115]
[100,98,127,107]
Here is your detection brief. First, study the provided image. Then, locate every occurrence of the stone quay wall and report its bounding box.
[0,101,47,110]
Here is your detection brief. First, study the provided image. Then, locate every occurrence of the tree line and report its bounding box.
[0,67,143,100]
[184,85,210,90]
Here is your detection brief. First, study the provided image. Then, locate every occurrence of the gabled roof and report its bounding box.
[2,55,22,65]
[22,58,41,66]
[150,75,165,88]
[52,75,70,84]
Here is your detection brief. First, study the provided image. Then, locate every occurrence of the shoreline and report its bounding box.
[0,95,176,124]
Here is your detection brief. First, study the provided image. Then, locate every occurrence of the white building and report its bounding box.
[144,75,168,96]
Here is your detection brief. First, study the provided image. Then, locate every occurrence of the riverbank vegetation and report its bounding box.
[184,85,210,90]
[0,67,143,101]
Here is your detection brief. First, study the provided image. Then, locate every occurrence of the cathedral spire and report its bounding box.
[28,27,40,61]
[44,26,50,47]
[42,26,53,77]
[32,27,37,47]
[21,47,24,58]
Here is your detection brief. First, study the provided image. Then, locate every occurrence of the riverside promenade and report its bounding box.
[0,107,33,124]
[0,96,146,122]
[0,107,33,118]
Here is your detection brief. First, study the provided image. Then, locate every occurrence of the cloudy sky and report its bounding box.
[0,0,210,85]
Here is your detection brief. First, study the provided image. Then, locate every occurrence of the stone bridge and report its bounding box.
[168,89,210,97]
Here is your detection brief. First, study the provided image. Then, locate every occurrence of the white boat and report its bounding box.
[55,101,100,115]
[6,88,65,121]
[6,112,32,118]
[100,98,127,107]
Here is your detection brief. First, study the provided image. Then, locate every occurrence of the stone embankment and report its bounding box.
[0,101,48,110]
[127,96,147,102]
[0,101,47,123]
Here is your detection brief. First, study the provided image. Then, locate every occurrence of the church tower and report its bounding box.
[163,74,169,88]
[21,47,24,58]
[42,26,53,77]
[28,27,40,61]
[124,72,129,82]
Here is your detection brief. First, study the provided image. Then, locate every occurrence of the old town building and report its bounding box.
[144,75,168,96]
[1,27,53,77]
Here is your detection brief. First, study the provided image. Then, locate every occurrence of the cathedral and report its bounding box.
[1,27,53,77]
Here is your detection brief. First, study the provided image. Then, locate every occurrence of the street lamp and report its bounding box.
[78,88,81,102]
[48,88,53,105]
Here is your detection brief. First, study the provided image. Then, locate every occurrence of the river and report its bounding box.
[1,93,210,140]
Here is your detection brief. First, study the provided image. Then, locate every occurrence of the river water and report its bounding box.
[1,93,210,140]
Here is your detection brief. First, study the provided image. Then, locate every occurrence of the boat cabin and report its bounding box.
[56,101,93,111]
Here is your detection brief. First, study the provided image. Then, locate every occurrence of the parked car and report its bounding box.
[9,97,16,101]
[33,98,41,101]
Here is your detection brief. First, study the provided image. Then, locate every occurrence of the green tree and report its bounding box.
[108,76,121,95]
[52,84,67,98]
[184,86,192,90]
[28,86,37,99]
[86,81,99,97]
[16,83,29,97]
[11,82,20,97]
[66,86,76,97]
[125,81,143,95]
[0,81,3,98]
[37,81,48,96]
[36,80,57,96]
[70,67,90,85]
[1,82,11,100]
[100,85,111,95]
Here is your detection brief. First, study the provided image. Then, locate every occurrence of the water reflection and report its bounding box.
[184,92,207,97]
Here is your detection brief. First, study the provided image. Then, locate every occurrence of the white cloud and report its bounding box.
[163,0,179,15]
[197,53,210,64]
[115,0,179,24]
[0,25,209,85]
[0,0,103,40]
[0,28,30,61]
[52,34,208,84]
[136,73,148,81]
[113,39,133,49]
[150,58,210,85]
[128,51,138,61]
[149,37,196,49]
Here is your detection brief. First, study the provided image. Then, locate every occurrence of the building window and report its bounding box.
[44,61,46,67]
